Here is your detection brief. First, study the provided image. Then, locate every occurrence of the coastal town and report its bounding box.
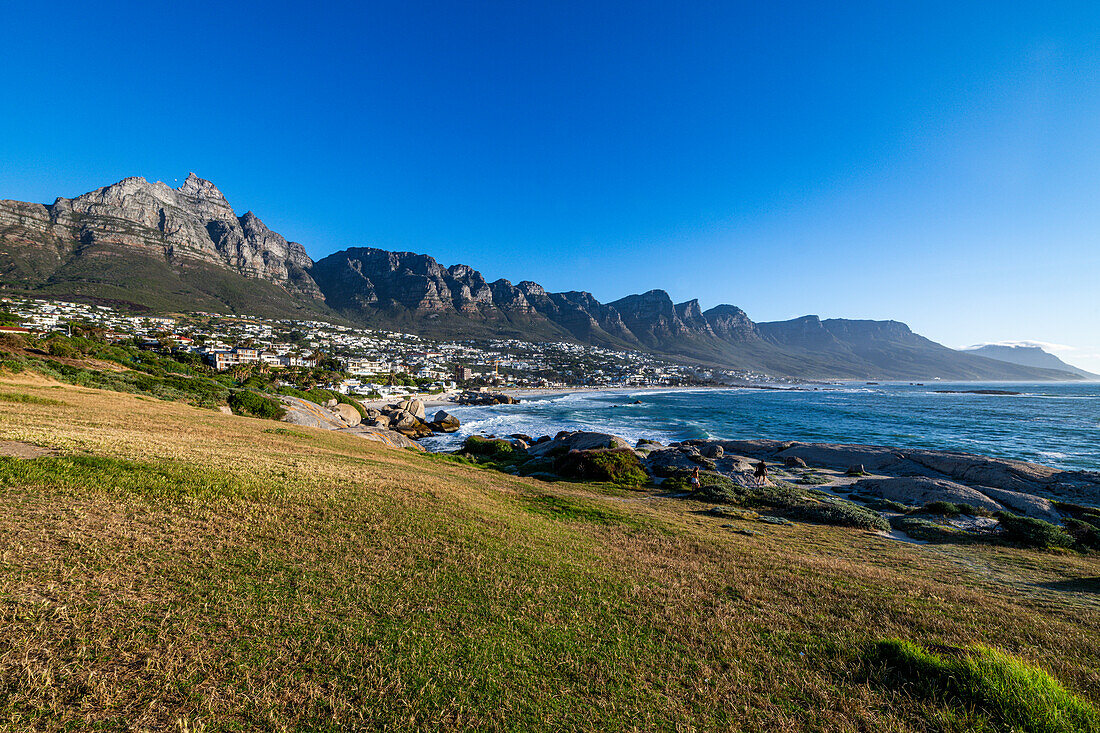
[0,295,780,400]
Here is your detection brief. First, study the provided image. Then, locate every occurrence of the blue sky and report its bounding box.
[2,1,1099,370]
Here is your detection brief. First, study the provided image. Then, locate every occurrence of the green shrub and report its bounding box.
[462,435,516,458]
[996,512,1074,550]
[306,388,337,404]
[889,515,964,542]
[1064,518,1100,551]
[46,337,80,358]
[853,494,913,513]
[921,501,963,516]
[553,448,648,487]
[687,475,888,530]
[785,499,889,531]
[0,358,27,374]
[872,639,1100,732]
[227,390,286,420]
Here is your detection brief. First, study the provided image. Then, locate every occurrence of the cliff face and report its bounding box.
[0,173,323,300]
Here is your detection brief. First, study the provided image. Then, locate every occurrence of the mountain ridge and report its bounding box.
[963,344,1098,380]
[0,174,1083,381]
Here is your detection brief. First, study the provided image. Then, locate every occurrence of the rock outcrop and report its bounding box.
[0,174,323,300]
[277,395,420,449]
[689,439,1100,507]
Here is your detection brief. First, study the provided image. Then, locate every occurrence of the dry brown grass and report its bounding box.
[0,372,1097,731]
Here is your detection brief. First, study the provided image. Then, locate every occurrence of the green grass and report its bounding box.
[516,493,638,526]
[0,454,251,504]
[0,391,66,406]
[1,378,1099,730]
[872,639,1100,732]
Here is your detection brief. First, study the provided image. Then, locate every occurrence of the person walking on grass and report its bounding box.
[690,466,701,491]
[754,460,769,485]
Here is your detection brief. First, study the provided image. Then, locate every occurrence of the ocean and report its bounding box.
[420,382,1100,471]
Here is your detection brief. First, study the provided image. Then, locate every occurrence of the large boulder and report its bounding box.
[645,447,708,476]
[335,403,362,427]
[407,399,426,420]
[972,485,1061,523]
[526,431,632,457]
[344,425,426,451]
[851,477,1004,513]
[431,410,461,433]
[278,396,345,430]
[390,411,433,438]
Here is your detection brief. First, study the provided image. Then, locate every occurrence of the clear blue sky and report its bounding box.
[2,1,1099,370]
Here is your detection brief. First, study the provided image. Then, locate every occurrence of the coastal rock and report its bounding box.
[701,444,724,459]
[851,477,1004,513]
[278,396,345,430]
[335,403,362,427]
[784,456,808,468]
[645,448,710,477]
[974,485,1061,523]
[383,408,434,438]
[431,410,461,433]
[344,425,426,451]
[456,391,519,406]
[407,399,426,420]
[526,431,632,457]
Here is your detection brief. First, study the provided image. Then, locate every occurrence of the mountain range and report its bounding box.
[964,344,1098,379]
[0,174,1086,381]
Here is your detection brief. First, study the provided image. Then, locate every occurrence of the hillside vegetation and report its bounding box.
[0,372,1098,730]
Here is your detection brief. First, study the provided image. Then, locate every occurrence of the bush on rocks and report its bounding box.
[554,449,648,487]
[889,516,964,542]
[683,474,888,530]
[996,512,1074,550]
[1064,518,1100,551]
[784,499,889,531]
[462,435,517,459]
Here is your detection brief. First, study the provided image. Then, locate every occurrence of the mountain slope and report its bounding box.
[964,344,1099,379]
[0,174,332,318]
[0,174,1084,380]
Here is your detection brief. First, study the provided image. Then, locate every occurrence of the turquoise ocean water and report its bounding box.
[420,382,1100,471]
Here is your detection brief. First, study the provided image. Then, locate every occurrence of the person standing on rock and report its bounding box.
[754,460,769,484]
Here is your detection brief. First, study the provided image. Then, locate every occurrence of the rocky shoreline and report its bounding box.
[448,429,1100,547]
[275,390,525,449]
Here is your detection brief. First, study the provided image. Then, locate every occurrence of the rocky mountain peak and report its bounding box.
[175,172,236,222]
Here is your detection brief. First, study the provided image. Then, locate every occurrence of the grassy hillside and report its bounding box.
[0,373,1098,730]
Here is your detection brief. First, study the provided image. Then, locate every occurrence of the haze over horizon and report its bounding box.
[2,2,1098,371]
